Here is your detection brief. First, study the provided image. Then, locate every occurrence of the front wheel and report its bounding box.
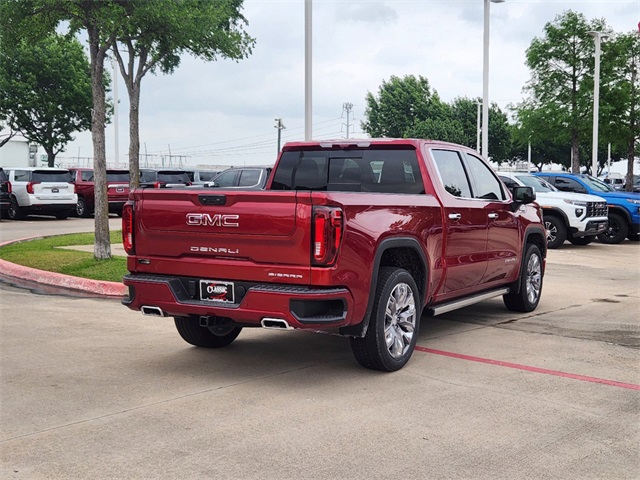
[503,243,543,312]
[544,215,566,249]
[174,317,242,348]
[598,213,628,244]
[568,235,595,246]
[350,267,421,372]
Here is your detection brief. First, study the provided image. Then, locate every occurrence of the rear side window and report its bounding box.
[14,170,30,181]
[32,171,72,182]
[431,150,472,198]
[554,177,587,194]
[271,148,424,194]
[0,169,8,181]
[238,169,261,187]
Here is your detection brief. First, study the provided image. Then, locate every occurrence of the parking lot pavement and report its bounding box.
[1,241,639,479]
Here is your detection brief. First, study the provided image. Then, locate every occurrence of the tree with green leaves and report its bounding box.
[524,10,609,173]
[1,0,123,259]
[600,31,640,191]
[361,75,449,138]
[110,0,254,189]
[0,33,93,166]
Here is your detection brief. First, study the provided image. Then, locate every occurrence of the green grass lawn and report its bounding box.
[0,230,128,283]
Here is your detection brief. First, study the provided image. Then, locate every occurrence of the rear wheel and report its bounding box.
[568,235,595,246]
[76,197,91,218]
[544,215,566,249]
[350,267,420,372]
[598,213,628,244]
[174,316,242,348]
[7,198,23,220]
[55,211,70,220]
[503,243,543,312]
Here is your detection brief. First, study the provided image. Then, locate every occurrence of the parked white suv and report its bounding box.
[498,172,608,248]
[6,167,77,220]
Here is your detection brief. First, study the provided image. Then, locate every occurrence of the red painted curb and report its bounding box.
[0,237,127,298]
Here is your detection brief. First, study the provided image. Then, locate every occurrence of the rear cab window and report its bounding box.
[271,147,424,194]
[32,171,73,183]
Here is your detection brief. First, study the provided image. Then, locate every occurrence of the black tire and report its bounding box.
[7,198,23,220]
[174,316,242,348]
[350,267,421,372]
[598,213,628,244]
[503,243,543,313]
[55,211,70,220]
[568,235,595,246]
[627,233,639,242]
[76,197,91,218]
[544,215,566,249]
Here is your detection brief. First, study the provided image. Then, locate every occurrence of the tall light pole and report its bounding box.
[305,0,312,141]
[588,31,608,177]
[482,0,505,159]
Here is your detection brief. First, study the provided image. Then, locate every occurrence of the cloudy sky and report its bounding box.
[57,0,639,168]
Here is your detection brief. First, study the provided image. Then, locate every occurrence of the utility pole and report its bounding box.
[342,102,354,139]
[274,118,286,153]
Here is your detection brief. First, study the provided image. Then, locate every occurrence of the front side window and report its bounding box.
[431,150,472,198]
[463,154,505,200]
[81,171,94,182]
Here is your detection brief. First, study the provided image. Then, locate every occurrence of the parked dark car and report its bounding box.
[0,167,11,219]
[140,169,191,188]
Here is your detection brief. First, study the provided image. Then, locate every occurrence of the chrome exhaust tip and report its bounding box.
[141,305,165,317]
[261,318,293,330]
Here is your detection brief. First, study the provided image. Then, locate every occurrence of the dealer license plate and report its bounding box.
[199,280,234,303]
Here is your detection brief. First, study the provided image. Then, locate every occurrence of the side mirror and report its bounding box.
[511,186,536,211]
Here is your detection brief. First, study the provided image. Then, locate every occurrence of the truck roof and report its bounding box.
[281,138,476,151]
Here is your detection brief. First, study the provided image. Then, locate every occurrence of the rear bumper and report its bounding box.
[122,273,355,331]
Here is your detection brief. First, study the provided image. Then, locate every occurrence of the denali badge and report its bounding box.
[186,213,239,227]
[191,246,239,254]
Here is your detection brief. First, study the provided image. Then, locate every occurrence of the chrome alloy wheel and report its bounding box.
[384,282,417,359]
[525,252,542,305]
[544,220,556,244]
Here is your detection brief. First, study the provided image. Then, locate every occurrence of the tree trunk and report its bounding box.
[571,130,580,173]
[87,26,111,260]
[46,148,56,167]
[128,80,141,190]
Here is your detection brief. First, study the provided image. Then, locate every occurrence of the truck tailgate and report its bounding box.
[133,189,312,267]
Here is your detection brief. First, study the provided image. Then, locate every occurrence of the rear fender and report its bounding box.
[340,237,428,337]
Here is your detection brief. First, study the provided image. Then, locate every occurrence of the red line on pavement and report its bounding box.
[415,346,640,391]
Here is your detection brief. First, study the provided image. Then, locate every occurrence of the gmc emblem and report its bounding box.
[186,213,239,227]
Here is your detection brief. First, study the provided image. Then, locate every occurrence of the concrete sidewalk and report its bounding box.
[56,244,128,257]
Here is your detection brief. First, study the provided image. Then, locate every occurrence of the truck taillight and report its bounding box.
[153,181,162,188]
[26,181,39,194]
[122,201,135,255]
[312,207,343,266]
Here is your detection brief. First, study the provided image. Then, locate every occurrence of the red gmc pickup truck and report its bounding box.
[122,139,546,371]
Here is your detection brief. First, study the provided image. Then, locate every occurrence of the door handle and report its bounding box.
[488,213,499,219]
[448,213,462,221]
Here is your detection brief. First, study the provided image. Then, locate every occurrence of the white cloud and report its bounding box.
[56,0,639,168]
